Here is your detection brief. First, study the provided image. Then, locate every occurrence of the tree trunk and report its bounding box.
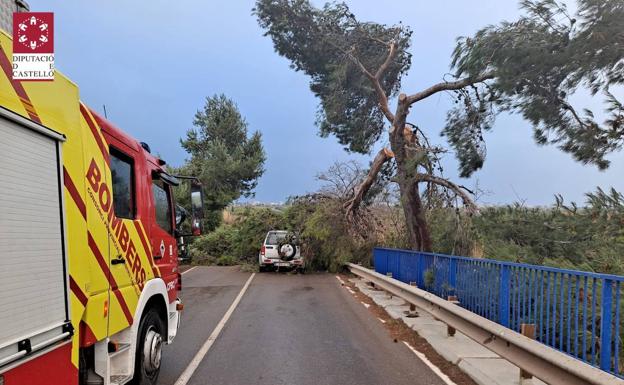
[396,162,433,251]
[390,94,433,252]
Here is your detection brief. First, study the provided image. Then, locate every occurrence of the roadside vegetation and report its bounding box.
[189,158,624,275]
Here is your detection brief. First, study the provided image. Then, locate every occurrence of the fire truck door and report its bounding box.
[148,165,178,302]
[101,132,141,329]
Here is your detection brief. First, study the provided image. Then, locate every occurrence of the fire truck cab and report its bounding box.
[0,16,203,385]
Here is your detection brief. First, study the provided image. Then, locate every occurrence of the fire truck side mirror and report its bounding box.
[190,181,204,236]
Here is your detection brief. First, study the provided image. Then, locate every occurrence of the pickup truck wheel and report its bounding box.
[132,308,164,385]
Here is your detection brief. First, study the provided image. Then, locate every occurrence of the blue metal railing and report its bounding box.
[373,247,624,377]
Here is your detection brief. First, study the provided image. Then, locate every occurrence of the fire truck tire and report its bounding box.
[132,308,165,385]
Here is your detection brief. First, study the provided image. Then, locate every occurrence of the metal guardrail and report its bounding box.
[373,247,624,378]
[347,263,624,385]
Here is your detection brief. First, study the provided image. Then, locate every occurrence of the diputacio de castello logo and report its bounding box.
[12,12,54,81]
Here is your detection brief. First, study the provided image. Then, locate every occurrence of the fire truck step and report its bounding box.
[108,343,131,359]
[110,374,132,385]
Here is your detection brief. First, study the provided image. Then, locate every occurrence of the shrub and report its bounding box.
[215,255,237,266]
[285,195,384,272]
[190,226,237,263]
[232,208,284,261]
[189,207,284,264]
[424,269,435,288]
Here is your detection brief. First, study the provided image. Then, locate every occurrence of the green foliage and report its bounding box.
[190,207,284,264]
[233,208,284,260]
[178,94,265,230]
[300,202,360,271]
[422,188,624,275]
[215,255,237,266]
[254,0,412,153]
[449,0,624,173]
[424,269,435,288]
[425,208,478,257]
[190,225,236,262]
[189,187,624,276]
[442,87,493,177]
[192,193,394,272]
[283,195,354,271]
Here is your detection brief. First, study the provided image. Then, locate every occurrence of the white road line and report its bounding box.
[402,341,458,385]
[181,266,197,275]
[378,318,386,324]
[174,273,256,385]
[361,302,370,308]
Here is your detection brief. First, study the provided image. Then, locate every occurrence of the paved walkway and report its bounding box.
[351,278,547,385]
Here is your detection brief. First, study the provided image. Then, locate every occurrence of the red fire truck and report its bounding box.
[0,6,203,385]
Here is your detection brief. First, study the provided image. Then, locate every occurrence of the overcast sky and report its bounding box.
[30,0,624,206]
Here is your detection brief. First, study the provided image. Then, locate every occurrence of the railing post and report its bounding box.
[449,258,457,296]
[520,324,536,380]
[600,279,613,371]
[447,295,460,336]
[499,265,511,327]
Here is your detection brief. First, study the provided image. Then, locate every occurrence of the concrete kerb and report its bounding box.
[459,358,545,385]
[350,277,547,385]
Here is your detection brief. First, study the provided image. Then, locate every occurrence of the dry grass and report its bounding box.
[222,208,238,225]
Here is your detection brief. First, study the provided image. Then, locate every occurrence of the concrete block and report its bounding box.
[402,312,446,333]
[418,331,498,364]
[458,358,548,385]
[459,358,512,385]
[354,281,379,296]
[355,285,377,296]
[370,294,406,308]
[385,304,410,320]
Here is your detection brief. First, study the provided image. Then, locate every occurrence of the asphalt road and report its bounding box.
[159,266,445,385]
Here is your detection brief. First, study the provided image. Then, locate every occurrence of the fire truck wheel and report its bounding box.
[132,308,165,385]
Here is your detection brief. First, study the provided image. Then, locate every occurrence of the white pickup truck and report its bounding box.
[258,230,305,272]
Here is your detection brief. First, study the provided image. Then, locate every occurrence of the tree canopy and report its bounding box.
[448,0,624,174]
[255,0,412,153]
[256,0,486,250]
[178,94,265,228]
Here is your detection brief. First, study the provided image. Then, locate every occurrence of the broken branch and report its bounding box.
[344,147,394,219]
[414,173,478,214]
